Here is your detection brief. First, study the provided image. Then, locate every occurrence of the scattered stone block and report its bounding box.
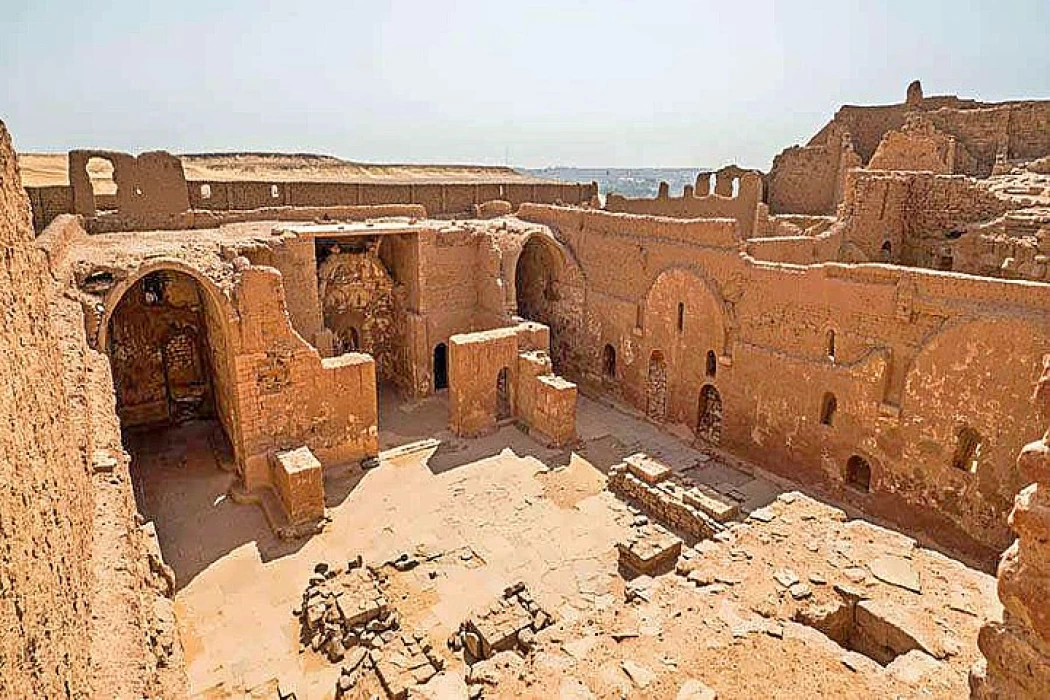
[624,453,672,484]
[618,522,683,576]
[868,555,922,594]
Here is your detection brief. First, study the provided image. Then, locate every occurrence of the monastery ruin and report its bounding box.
[3,81,1050,698]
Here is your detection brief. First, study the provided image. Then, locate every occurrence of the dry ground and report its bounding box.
[17,152,556,189]
[128,392,998,699]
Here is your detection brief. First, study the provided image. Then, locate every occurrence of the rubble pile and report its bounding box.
[333,632,444,699]
[295,559,445,698]
[449,582,554,662]
[294,559,398,663]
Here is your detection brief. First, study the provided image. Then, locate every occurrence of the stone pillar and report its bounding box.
[971,354,1050,698]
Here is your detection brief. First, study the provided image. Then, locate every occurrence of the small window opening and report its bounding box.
[936,248,954,271]
[952,426,982,473]
[820,392,837,426]
[826,329,837,361]
[677,302,685,333]
[142,272,165,306]
[496,367,511,420]
[705,350,717,378]
[200,184,212,199]
[602,344,616,380]
[880,240,892,262]
[945,229,964,240]
[731,177,740,198]
[271,184,280,199]
[846,455,871,493]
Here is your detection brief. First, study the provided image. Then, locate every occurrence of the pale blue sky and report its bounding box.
[2,0,1048,169]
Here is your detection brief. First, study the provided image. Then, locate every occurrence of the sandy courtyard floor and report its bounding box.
[128,393,999,699]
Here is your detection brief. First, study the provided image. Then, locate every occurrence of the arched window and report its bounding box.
[602,344,616,380]
[677,302,685,333]
[705,350,717,378]
[820,392,837,426]
[880,240,892,262]
[826,329,837,361]
[846,455,871,492]
[952,426,982,473]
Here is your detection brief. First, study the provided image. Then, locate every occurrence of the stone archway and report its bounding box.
[106,269,226,429]
[514,236,558,323]
[696,384,723,445]
[646,350,668,422]
[103,267,241,581]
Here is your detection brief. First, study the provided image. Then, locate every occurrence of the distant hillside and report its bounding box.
[18,152,563,188]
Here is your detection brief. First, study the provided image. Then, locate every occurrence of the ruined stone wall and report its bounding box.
[413,227,488,394]
[231,266,379,489]
[836,170,1019,266]
[518,204,1050,557]
[767,129,861,215]
[244,234,325,347]
[184,181,593,217]
[605,171,763,237]
[867,114,961,174]
[0,119,98,700]
[1,122,183,698]
[449,327,519,436]
[28,167,597,232]
[769,91,1050,215]
[515,350,577,447]
[317,244,398,381]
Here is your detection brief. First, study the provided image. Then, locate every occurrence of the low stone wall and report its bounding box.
[607,459,723,541]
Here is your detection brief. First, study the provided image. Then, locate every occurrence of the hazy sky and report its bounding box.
[2,0,1048,169]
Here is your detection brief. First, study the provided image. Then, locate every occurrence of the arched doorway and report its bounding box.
[696,384,722,445]
[846,455,872,492]
[104,268,237,585]
[433,343,448,391]
[107,270,221,429]
[602,344,617,380]
[515,237,557,323]
[515,236,563,369]
[646,350,668,422]
[496,367,511,420]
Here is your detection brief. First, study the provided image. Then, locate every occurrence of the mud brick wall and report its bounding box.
[607,463,720,541]
[515,350,577,447]
[605,171,763,237]
[0,122,96,697]
[518,204,1050,558]
[270,447,325,525]
[449,327,519,437]
[233,267,379,489]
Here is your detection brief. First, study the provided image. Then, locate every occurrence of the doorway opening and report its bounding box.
[433,343,448,391]
[646,350,668,422]
[696,384,723,445]
[496,367,511,421]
